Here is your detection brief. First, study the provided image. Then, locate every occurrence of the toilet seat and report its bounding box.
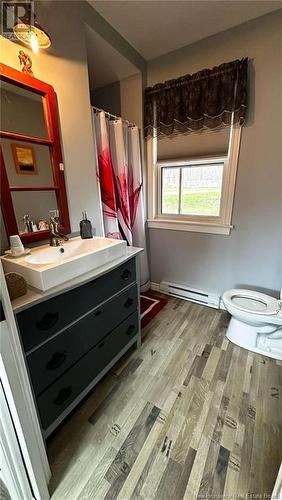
[223,289,278,316]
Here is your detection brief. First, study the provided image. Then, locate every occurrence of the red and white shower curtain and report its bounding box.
[93,110,149,289]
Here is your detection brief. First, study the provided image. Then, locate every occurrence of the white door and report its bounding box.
[0,263,50,500]
[0,381,34,500]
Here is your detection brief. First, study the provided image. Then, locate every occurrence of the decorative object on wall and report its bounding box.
[93,108,150,290]
[11,143,37,175]
[18,50,33,76]
[13,13,51,54]
[144,58,248,139]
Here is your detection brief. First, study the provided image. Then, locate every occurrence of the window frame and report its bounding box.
[147,124,242,235]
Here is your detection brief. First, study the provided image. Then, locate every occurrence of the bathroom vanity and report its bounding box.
[0,62,144,440]
[8,248,142,438]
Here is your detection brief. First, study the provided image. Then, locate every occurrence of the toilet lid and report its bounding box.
[223,289,278,315]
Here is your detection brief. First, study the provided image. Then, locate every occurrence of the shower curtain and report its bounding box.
[93,110,149,290]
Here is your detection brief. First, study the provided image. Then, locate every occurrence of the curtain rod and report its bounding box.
[145,58,248,96]
[145,67,235,95]
[92,106,137,128]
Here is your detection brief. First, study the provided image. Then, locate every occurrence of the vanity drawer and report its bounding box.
[37,311,138,430]
[17,258,136,352]
[27,284,138,395]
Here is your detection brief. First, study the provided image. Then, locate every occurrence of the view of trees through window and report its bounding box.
[161,162,224,216]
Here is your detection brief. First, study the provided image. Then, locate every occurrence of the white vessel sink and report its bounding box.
[2,237,127,291]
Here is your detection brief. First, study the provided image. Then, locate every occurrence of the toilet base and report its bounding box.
[226,317,282,360]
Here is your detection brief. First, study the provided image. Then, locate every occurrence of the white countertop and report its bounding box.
[10,247,143,313]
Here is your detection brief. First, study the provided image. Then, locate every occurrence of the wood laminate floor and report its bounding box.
[48,297,282,500]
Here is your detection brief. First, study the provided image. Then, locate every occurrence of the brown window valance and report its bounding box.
[144,58,248,140]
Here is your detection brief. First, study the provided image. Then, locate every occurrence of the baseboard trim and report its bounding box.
[151,281,160,292]
[140,280,151,293]
[219,299,227,311]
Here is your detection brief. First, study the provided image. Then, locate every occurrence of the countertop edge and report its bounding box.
[11,247,143,313]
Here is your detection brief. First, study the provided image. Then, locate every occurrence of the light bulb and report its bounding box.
[30,32,39,54]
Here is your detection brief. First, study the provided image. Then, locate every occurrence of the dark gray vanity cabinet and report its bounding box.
[17,258,136,351]
[15,258,140,437]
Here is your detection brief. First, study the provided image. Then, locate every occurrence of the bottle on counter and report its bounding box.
[80,211,93,239]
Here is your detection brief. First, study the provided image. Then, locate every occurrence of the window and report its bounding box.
[161,160,224,217]
[147,125,242,235]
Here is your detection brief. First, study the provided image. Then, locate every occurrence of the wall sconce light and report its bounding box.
[13,15,51,54]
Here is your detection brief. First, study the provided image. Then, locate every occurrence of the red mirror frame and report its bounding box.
[0,62,70,244]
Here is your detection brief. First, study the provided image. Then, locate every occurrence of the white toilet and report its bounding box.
[222,288,282,360]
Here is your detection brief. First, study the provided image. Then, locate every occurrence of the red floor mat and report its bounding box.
[140,291,167,329]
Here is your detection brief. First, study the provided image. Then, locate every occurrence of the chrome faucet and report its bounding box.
[49,210,69,247]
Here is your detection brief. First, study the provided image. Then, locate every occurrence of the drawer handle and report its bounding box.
[46,351,66,370]
[121,269,131,281]
[124,297,134,309]
[94,309,102,317]
[126,325,135,336]
[98,341,105,348]
[53,387,72,406]
[37,312,59,331]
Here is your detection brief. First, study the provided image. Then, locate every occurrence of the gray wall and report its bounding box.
[148,11,282,296]
[91,81,121,116]
[2,2,103,236]
[2,0,146,240]
[120,73,143,128]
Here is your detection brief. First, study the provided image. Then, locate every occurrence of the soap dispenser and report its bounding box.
[80,211,93,239]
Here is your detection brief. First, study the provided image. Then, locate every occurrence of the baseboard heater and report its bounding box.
[159,281,220,309]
